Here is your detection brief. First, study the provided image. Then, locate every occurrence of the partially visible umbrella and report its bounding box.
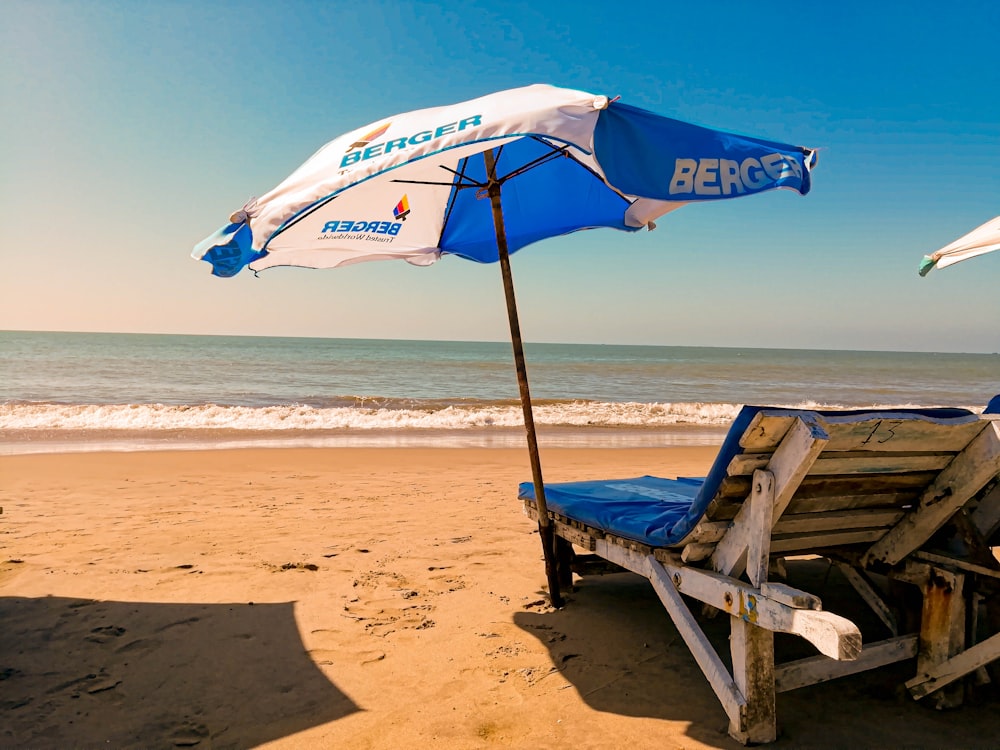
[918,215,1000,276]
[193,84,817,606]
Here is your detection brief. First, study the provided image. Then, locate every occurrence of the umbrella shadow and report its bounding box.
[515,559,1000,749]
[0,596,358,748]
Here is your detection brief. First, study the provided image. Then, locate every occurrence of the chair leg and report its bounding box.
[730,616,777,744]
[917,567,966,708]
[555,536,575,589]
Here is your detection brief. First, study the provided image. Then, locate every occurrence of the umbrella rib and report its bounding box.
[438,156,471,248]
[497,142,572,183]
[391,178,475,188]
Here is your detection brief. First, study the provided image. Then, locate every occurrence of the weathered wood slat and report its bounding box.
[774,508,904,535]
[769,528,886,554]
[552,519,597,551]
[715,472,938,502]
[864,421,1000,567]
[914,568,966,709]
[820,417,987,452]
[730,616,776,744]
[738,414,797,452]
[775,635,918,693]
[911,551,1000,580]
[786,492,920,514]
[728,452,954,477]
[971,481,1000,540]
[745,471,774,588]
[759,582,821,610]
[712,417,829,577]
[681,509,905,548]
[906,630,1000,699]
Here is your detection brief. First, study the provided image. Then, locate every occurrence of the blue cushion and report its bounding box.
[519,405,978,547]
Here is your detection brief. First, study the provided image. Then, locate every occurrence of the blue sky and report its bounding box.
[2,0,998,353]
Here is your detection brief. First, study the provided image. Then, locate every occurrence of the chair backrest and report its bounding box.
[677,408,1000,563]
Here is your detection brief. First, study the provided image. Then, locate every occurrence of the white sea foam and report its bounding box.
[1,399,979,432]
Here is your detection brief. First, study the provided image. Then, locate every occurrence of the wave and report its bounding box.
[0,398,981,432]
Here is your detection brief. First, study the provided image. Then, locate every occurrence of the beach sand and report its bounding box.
[2,446,998,749]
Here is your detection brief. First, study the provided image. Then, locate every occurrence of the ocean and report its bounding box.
[2,330,997,454]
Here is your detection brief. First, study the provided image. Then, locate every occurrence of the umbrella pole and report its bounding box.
[484,149,564,608]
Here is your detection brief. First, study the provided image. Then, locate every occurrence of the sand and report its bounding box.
[2,445,998,749]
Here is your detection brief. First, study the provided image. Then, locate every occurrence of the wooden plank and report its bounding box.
[746,470,774,588]
[712,417,829,577]
[774,508,904,535]
[728,453,953,477]
[715,472,936,502]
[906,630,1000,700]
[971,481,1000,540]
[822,417,988,453]
[834,562,898,636]
[600,543,747,726]
[911,551,1000,580]
[759,582,821,610]
[786,492,920,515]
[730,616,776,744]
[681,519,731,545]
[551,519,597,551]
[770,528,886,554]
[738,413,797,452]
[864,421,1000,567]
[677,508,902,548]
[664,564,862,660]
[680,543,715,563]
[775,635,918,693]
[916,568,966,709]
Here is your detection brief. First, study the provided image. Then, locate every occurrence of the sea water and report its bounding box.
[2,331,997,453]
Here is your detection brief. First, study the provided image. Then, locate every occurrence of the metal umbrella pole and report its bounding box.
[483,148,564,608]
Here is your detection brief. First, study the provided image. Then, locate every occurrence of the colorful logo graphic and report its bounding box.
[345,122,391,153]
[339,114,483,169]
[393,195,410,221]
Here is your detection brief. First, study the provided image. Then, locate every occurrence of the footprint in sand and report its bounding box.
[169,721,210,747]
[85,625,127,644]
[342,600,436,637]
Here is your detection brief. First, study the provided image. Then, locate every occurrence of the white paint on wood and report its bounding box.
[746,470,774,588]
[907,631,1000,699]
[759,582,822,610]
[712,417,828,577]
[863,420,1000,566]
[775,635,918,693]
[728,453,953,477]
[730,616,776,744]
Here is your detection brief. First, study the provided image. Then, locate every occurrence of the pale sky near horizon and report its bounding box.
[2,0,998,354]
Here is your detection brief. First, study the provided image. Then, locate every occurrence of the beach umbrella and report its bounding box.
[193,84,817,606]
[918,215,1000,276]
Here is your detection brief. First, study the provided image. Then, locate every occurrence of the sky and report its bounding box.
[1,0,998,354]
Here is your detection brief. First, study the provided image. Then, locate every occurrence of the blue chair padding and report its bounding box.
[519,405,978,547]
[986,394,1000,414]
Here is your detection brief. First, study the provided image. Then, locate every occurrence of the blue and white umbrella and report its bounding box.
[193,84,817,605]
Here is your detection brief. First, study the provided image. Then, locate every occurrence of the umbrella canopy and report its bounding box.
[194,84,815,277]
[918,215,1000,276]
[193,84,817,606]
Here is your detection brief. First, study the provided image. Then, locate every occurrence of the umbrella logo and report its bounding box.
[345,122,391,153]
[393,195,410,221]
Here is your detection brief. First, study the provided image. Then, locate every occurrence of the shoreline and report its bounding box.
[0,424,730,456]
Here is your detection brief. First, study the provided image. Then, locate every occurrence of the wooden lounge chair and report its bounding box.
[520,406,1000,744]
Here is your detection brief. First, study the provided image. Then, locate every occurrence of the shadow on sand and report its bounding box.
[0,596,357,748]
[516,559,1000,750]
